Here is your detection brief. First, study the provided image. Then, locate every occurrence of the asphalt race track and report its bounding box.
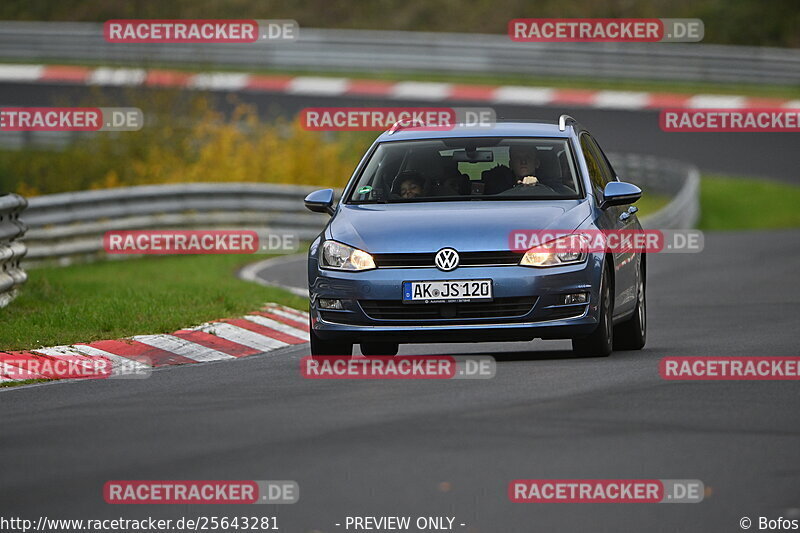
[1,75,799,531]
[0,81,799,182]
[2,230,799,532]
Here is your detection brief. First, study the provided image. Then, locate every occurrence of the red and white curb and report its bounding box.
[0,303,308,386]
[1,63,798,111]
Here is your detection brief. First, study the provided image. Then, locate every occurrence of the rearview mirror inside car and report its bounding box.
[304,188,335,215]
[452,149,494,162]
[600,181,642,209]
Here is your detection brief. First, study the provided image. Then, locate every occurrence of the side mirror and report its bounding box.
[304,188,335,215]
[600,181,641,209]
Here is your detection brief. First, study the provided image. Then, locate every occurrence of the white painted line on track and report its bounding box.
[261,307,309,325]
[492,86,555,105]
[0,64,44,81]
[188,72,250,90]
[132,334,236,362]
[238,255,309,297]
[594,91,650,109]
[192,322,289,352]
[688,94,747,108]
[390,81,452,100]
[288,76,349,95]
[71,344,153,376]
[243,315,310,341]
[89,67,146,86]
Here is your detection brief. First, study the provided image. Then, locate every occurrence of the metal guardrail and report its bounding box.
[611,153,700,230]
[0,193,28,308]
[18,153,699,266]
[21,183,326,264]
[0,22,798,85]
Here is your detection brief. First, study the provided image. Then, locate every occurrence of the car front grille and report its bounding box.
[372,251,521,268]
[359,297,536,321]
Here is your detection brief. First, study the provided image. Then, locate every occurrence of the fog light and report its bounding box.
[319,298,344,310]
[562,293,588,305]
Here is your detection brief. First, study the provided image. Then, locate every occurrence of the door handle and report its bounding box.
[619,212,630,222]
[628,206,639,214]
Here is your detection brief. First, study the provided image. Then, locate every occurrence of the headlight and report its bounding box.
[520,234,589,267]
[321,240,376,271]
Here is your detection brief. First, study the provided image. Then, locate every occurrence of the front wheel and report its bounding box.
[310,318,353,356]
[613,263,646,351]
[572,267,613,357]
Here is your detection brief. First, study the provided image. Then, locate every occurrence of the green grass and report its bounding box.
[0,378,51,388]
[2,57,798,100]
[0,254,306,351]
[634,193,671,218]
[699,175,800,230]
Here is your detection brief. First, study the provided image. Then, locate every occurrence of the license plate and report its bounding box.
[402,279,492,303]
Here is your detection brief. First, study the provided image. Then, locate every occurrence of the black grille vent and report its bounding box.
[373,251,521,268]
[359,297,536,321]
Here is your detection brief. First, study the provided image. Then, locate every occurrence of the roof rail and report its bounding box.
[558,114,577,131]
[387,119,428,134]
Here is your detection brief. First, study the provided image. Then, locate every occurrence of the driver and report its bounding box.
[481,145,542,194]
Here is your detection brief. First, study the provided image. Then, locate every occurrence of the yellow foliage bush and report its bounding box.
[0,95,373,196]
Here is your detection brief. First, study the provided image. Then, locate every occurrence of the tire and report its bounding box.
[310,318,353,356]
[360,342,399,357]
[572,266,613,357]
[613,262,646,351]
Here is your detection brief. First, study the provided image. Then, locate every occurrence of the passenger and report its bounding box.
[433,173,470,196]
[399,177,424,199]
[391,171,427,199]
[534,150,576,195]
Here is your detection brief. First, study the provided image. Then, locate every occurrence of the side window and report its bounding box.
[580,133,606,195]
[588,135,618,184]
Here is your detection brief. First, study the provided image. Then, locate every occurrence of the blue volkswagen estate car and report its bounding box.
[304,116,646,357]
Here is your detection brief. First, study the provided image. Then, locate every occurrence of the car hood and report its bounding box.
[328,200,592,253]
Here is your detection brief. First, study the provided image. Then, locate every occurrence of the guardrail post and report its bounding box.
[0,192,29,308]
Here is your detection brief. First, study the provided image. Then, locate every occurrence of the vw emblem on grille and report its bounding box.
[435,248,459,271]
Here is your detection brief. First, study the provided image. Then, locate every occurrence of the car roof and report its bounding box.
[375,120,577,142]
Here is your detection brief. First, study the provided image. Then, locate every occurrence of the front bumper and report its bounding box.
[309,255,604,343]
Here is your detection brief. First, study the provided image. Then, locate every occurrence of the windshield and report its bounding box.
[346,137,582,203]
